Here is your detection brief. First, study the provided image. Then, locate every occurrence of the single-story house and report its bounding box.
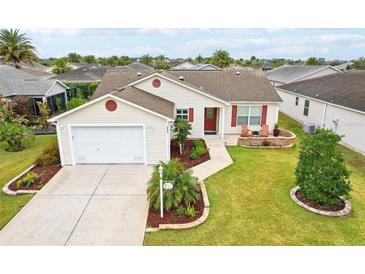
[276,70,365,155]
[49,69,282,166]
[0,65,68,114]
[334,62,353,71]
[266,65,340,87]
[50,64,108,83]
[169,62,221,71]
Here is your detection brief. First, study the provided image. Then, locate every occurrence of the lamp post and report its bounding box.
[158,165,164,218]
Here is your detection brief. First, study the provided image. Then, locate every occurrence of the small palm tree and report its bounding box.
[52,58,73,74]
[0,28,38,68]
[67,52,82,62]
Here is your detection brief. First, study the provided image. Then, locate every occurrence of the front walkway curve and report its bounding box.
[190,139,233,181]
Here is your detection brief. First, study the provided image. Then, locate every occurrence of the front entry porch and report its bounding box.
[204,107,225,138]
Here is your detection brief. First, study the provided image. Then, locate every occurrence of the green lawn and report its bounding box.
[144,113,365,245]
[0,135,56,230]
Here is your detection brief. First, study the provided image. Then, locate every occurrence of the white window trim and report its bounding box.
[175,108,189,120]
[236,105,262,126]
[304,100,310,116]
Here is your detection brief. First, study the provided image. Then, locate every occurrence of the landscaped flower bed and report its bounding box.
[238,129,296,148]
[171,139,210,169]
[147,189,205,228]
[8,165,61,192]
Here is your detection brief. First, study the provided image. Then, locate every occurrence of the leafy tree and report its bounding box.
[68,97,86,110]
[195,54,205,63]
[140,54,153,65]
[147,160,201,211]
[295,129,351,205]
[352,57,365,70]
[36,101,51,130]
[250,55,257,61]
[67,52,82,62]
[0,122,34,152]
[306,57,320,65]
[0,96,28,124]
[82,55,97,64]
[154,55,170,69]
[52,58,73,74]
[0,28,38,68]
[118,56,132,66]
[211,49,233,68]
[173,118,192,154]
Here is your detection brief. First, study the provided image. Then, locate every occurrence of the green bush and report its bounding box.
[295,129,351,205]
[190,152,199,160]
[185,205,197,218]
[65,82,99,99]
[176,206,185,216]
[35,140,60,167]
[68,97,86,110]
[192,145,207,156]
[0,122,34,152]
[147,160,201,211]
[192,139,204,147]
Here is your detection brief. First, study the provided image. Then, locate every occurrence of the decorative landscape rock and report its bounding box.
[238,129,296,148]
[290,186,352,217]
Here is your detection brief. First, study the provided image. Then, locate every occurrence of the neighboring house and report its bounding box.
[170,61,221,71]
[125,62,154,70]
[0,65,68,114]
[276,70,365,155]
[266,65,340,87]
[1,61,54,79]
[334,62,353,71]
[49,69,281,166]
[50,64,108,83]
[261,62,273,71]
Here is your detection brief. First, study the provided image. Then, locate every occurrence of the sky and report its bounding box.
[23,28,365,60]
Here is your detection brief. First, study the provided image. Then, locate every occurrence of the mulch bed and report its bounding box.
[171,139,210,169]
[296,190,345,212]
[9,165,61,191]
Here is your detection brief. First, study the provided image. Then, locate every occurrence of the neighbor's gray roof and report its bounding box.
[112,86,174,119]
[0,61,54,78]
[0,65,63,97]
[265,65,339,84]
[93,68,282,103]
[126,62,154,70]
[169,62,221,71]
[279,70,365,113]
[50,64,108,82]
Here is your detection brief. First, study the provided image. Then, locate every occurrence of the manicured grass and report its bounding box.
[144,113,365,245]
[0,135,56,230]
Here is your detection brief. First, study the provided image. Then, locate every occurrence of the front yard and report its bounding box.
[0,135,56,230]
[144,113,365,245]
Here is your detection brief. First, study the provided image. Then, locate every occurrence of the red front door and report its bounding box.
[204,108,217,132]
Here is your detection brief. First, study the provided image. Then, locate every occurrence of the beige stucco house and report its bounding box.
[49,69,282,166]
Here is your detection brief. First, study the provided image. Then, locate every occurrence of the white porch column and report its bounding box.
[220,106,225,139]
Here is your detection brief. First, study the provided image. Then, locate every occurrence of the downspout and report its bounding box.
[51,121,65,167]
[322,103,328,128]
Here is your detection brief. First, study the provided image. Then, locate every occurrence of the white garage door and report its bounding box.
[71,126,145,164]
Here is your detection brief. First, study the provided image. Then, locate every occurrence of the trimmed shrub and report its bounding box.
[35,140,60,167]
[192,145,207,156]
[190,152,199,160]
[176,206,185,216]
[192,139,204,148]
[147,160,201,211]
[295,129,351,205]
[68,97,86,110]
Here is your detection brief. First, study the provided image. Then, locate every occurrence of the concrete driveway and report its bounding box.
[0,164,153,246]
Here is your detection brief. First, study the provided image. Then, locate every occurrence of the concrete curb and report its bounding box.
[2,165,39,196]
[290,186,352,217]
[145,181,210,232]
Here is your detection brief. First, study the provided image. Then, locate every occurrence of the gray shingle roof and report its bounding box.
[50,64,108,82]
[0,65,62,97]
[93,68,281,103]
[112,86,174,119]
[169,62,221,71]
[279,70,365,113]
[266,65,339,84]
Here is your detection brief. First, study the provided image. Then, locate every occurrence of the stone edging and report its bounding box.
[290,186,352,217]
[145,181,210,232]
[2,164,39,196]
[239,143,294,149]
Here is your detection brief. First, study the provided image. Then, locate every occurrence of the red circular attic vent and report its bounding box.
[105,100,117,111]
[152,79,161,88]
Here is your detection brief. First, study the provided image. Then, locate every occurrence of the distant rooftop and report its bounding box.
[169,61,221,71]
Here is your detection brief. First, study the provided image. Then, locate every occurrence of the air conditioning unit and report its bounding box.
[303,122,316,134]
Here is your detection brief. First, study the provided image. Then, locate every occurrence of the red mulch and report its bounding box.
[171,139,210,169]
[147,190,205,228]
[9,165,61,191]
[296,190,345,212]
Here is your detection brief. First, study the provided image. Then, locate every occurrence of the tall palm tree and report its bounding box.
[52,58,73,74]
[0,29,38,68]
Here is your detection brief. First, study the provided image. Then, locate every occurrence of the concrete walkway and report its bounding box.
[190,139,233,181]
[0,164,152,246]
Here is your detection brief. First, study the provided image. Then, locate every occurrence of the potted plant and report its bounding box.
[273,123,280,137]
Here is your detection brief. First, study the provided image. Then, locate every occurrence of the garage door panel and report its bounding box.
[72,126,144,164]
